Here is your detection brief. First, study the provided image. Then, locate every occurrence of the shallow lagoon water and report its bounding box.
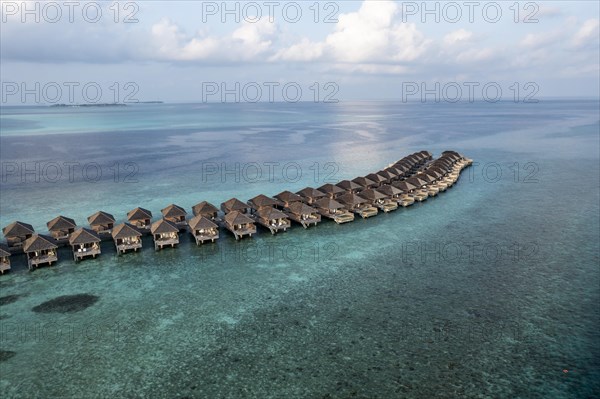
[0,101,599,398]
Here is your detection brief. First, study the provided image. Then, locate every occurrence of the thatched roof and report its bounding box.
[2,221,34,237]
[249,194,278,208]
[221,198,249,213]
[377,184,403,197]
[296,187,326,199]
[377,170,397,180]
[188,215,218,230]
[352,176,377,187]
[127,207,152,221]
[224,211,254,225]
[161,204,187,218]
[192,201,218,216]
[392,181,417,192]
[385,166,404,177]
[415,173,435,183]
[256,207,288,220]
[405,176,428,187]
[47,215,76,231]
[315,197,345,210]
[0,244,10,257]
[393,163,411,172]
[366,173,387,184]
[69,228,101,245]
[274,190,302,204]
[318,183,345,196]
[359,189,388,201]
[286,202,317,215]
[337,192,369,207]
[151,219,179,234]
[87,211,115,225]
[423,169,443,179]
[23,234,57,252]
[336,180,362,191]
[111,223,142,239]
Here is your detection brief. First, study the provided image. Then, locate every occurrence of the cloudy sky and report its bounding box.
[1,0,598,104]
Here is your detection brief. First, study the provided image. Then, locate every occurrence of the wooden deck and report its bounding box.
[115,241,142,255]
[0,259,10,274]
[354,206,379,219]
[317,209,355,224]
[154,237,179,250]
[73,246,100,261]
[224,224,256,240]
[255,218,291,234]
[27,253,57,270]
[191,231,219,244]
[286,212,321,228]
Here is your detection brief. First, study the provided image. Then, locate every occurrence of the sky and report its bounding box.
[0,0,599,104]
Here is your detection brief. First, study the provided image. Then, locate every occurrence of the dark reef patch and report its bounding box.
[32,294,99,313]
[0,295,22,306]
[0,350,16,362]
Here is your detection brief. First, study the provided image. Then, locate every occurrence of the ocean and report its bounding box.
[0,100,599,398]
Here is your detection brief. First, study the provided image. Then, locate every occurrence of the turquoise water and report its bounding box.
[0,101,599,398]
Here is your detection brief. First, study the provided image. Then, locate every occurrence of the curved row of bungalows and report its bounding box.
[0,244,11,274]
[188,215,219,244]
[150,219,180,250]
[313,197,355,224]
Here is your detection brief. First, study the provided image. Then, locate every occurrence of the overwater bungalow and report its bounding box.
[150,219,180,251]
[360,188,398,212]
[404,177,429,201]
[192,201,219,221]
[392,181,421,205]
[314,197,355,224]
[274,190,303,209]
[87,211,115,236]
[385,166,405,180]
[378,184,414,207]
[284,202,321,228]
[423,169,448,191]
[365,173,387,187]
[223,211,256,240]
[336,180,363,193]
[47,216,76,241]
[0,244,11,274]
[296,187,327,205]
[69,228,101,261]
[337,192,379,218]
[221,198,250,214]
[414,173,439,197]
[188,215,219,244]
[377,169,398,183]
[254,207,291,234]
[112,223,142,254]
[161,204,187,229]
[318,183,345,199]
[127,207,153,231]
[23,234,58,270]
[352,176,377,190]
[248,194,278,212]
[2,221,34,249]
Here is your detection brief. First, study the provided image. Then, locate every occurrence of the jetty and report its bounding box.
[0,150,473,271]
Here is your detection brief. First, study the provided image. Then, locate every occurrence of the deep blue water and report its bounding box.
[0,101,599,398]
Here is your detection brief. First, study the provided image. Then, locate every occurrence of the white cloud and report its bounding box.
[571,18,599,48]
[443,29,473,46]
